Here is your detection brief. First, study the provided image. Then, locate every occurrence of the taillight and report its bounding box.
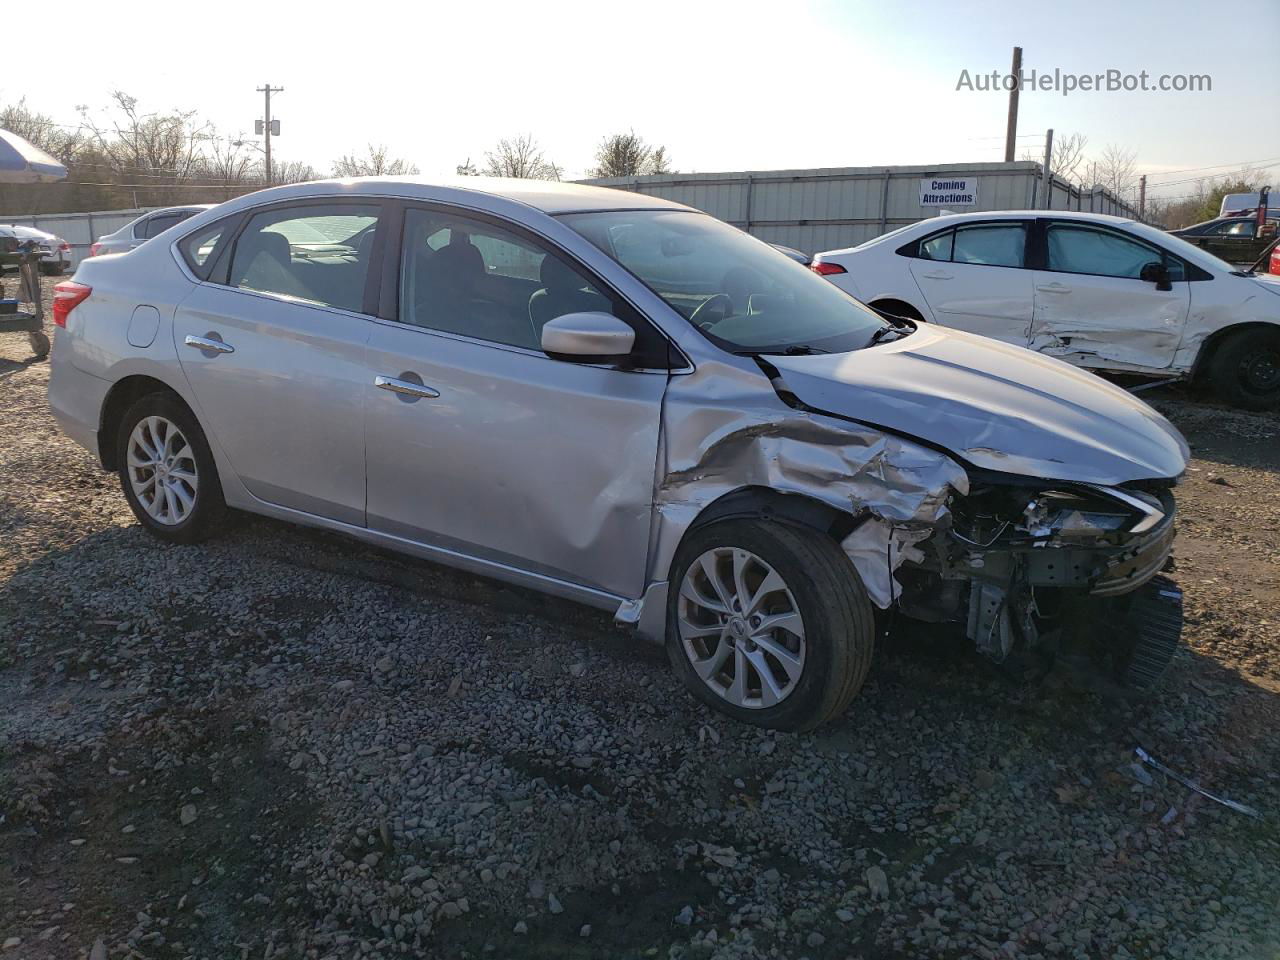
[52,280,92,327]
[809,261,847,276]
[89,242,102,257]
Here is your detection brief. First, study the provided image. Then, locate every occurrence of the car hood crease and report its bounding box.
[767,326,1190,486]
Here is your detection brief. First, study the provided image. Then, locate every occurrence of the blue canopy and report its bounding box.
[0,129,67,183]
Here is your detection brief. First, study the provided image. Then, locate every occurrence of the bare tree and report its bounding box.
[80,92,208,185]
[1097,144,1138,200]
[483,134,560,180]
[273,160,319,185]
[591,131,673,178]
[1021,132,1088,186]
[0,99,85,163]
[331,145,419,177]
[455,157,479,176]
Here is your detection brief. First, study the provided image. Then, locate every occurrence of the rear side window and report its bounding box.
[910,223,1026,267]
[142,213,182,239]
[952,224,1026,267]
[178,218,234,279]
[227,204,379,313]
[919,231,953,261]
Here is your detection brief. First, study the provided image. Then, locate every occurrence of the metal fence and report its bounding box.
[3,162,1144,269]
[0,208,151,270]
[583,161,1142,254]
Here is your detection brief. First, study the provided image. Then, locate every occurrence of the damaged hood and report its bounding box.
[768,325,1190,486]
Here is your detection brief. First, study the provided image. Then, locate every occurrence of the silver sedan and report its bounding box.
[48,178,1189,729]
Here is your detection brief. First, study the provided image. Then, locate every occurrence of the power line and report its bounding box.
[1144,156,1280,183]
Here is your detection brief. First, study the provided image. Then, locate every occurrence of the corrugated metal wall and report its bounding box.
[0,208,149,269]
[584,161,1141,254]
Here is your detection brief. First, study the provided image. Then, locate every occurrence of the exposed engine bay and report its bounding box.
[891,475,1183,687]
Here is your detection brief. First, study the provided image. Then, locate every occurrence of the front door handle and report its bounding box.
[375,375,440,399]
[920,271,953,280]
[184,334,235,354]
[1036,283,1071,294]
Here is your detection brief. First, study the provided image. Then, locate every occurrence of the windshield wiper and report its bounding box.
[865,324,909,348]
[746,345,830,356]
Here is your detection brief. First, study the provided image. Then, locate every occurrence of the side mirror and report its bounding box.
[1139,261,1173,292]
[541,312,635,363]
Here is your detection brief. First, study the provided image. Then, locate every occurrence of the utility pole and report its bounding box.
[255,84,283,184]
[1138,174,1147,219]
[1039,128,1054,208]
[1004,46,1022,163]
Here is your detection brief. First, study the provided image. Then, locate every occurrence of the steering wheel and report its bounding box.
[689,293,734,330]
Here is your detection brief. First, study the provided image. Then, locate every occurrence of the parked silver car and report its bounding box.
[48,178,1189,729]
[89,204,214,258]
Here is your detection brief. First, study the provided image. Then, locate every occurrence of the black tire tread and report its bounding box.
[1207,327,1280,411]
[666,518,876,732]
[116,392,226,545]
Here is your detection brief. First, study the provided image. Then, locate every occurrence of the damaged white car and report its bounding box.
[48,179,1189,731]
[811,211,1280,410]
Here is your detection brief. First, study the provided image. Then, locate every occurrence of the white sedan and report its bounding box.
[0,223,72,275]
[812,211,1280,409]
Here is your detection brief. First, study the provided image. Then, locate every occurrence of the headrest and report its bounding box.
[539,255,585,292]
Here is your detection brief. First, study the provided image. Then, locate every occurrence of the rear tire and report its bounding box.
[1207,327,1280,410]
[41,263,64,277]
[116,393,226,544]
[666,519,875,732]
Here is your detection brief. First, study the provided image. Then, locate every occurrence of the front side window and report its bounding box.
[561,210,888,355]
[1046,225,1171,280]
[1223,221,1256,238]
[398,208,667,364]
[227,204,379,313]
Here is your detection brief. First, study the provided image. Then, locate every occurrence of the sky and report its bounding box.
[4,0,1278,202]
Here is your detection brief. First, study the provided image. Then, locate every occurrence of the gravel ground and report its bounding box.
[2,296,1279,959]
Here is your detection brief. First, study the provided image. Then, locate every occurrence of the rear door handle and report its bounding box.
[920,271,953,280]
[375,375,440,399]
[1036,283,1071,294]
[184,334,235,354]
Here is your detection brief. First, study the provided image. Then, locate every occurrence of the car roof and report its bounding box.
[915,210,1137,228]
[0,224,52,236]
[190,176,691,219]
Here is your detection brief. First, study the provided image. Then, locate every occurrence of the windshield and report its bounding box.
[560,210,889,354]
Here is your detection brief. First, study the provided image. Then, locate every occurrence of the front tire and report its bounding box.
[1207,327,1280,411]
[666,519,875,732]
[116,393,226,544]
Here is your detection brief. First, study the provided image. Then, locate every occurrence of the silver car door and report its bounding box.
[363,205,668,598]
[172,201,383,525]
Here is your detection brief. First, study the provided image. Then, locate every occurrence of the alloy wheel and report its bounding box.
[677,547,806,709]
[127,416,198,526]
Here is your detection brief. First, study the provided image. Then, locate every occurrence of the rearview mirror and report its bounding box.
[541,312,635,363]
[1139,261,1173,291]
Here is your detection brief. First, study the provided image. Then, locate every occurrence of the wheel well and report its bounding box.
[98,376,185,471]
[868,298,925,323]
[687,487,861,544]
[1192,322,1280,381]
